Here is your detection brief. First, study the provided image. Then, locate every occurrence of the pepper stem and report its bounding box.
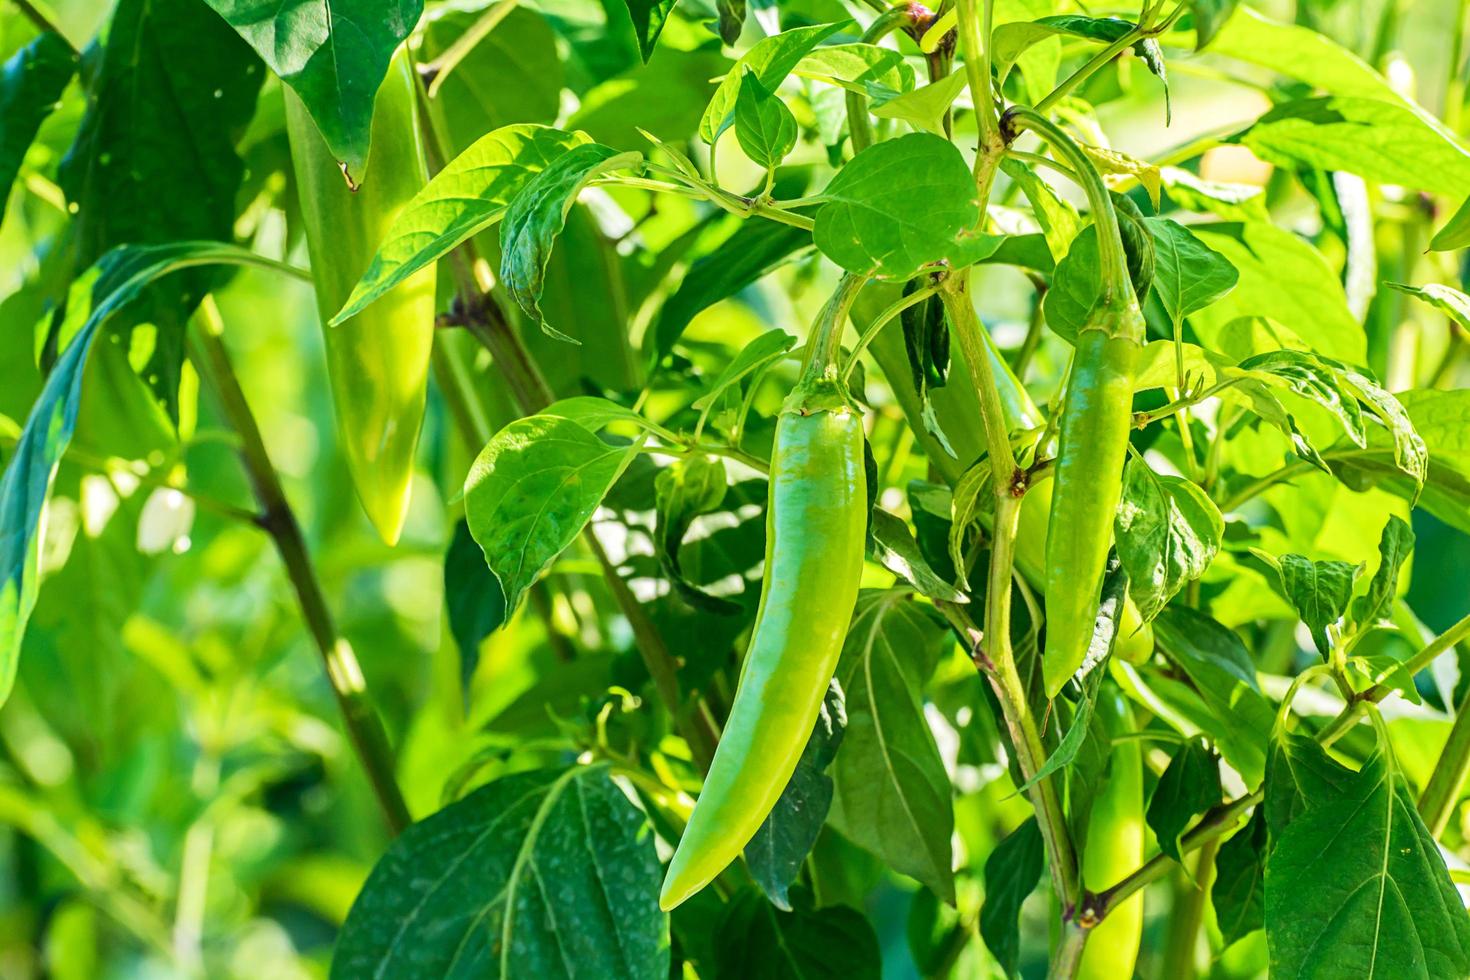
[800,273,869,382]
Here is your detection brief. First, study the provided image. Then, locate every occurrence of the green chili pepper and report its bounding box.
[660,282,868,912]
[1076,686,1144,980]
[284,51,436,545]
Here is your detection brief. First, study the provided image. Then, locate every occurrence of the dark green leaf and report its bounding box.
[830,590,955,902]
[445,519,507,700]
[1133,38,1170,123]
[200,0,421,179]
[734,71,797,170]
[1189,0,1240,48]
[1042,207,1155,344]
[1146,738,1221,862]
[901,279,949,394]
[0,32,76,227]
[814,133,983,279]
[624,0,679,60]
[655,456,740,614]
[746,681,846,911]
[1212,806,1266,946]
[979,818,1045,978]
[500,143,642,337]
[1272,553,1359,657]
[1144,217,1238,325]
[1115,457,1224,622]
[1263,733,1355,836]
[650,222,811,363]
[332,765,669,979]
[463,410,643,617]
[336,125,589,324]
[870,509,966,603]
[1350,515,1414,632]
[716,0,746,45]
[0,241,302,711]
[713,888,880,980]
[1265,751,1470,979]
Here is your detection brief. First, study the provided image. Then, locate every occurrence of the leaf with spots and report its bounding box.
[332,765,669,978]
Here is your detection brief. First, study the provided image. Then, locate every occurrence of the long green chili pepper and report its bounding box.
[660,278,868,911]
[1076,687,1145,979]
[284,51,436,545]
[1002,107,1148,696]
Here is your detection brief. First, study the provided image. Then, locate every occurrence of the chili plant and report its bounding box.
[1,0,1469,976]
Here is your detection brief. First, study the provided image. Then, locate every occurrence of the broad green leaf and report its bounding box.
[0,241,303,710]
[1331,359,1428,494]
[1263,552,1359,657]
[463,412,643,616]
[0,33,76,227]
[870,509,966,604]
[541,395,652,434]
[1144,217,1237,325]
[650,221,810,363]
[60,0,263,422]
[1239,350,1367,448]
[1240,97,1470,198]
[713,888,880,980]
[1189,0,1239,48]
[1191,223,1365,363]
[499,143,642,336]
[623,0,679,61]
[1265,750,1470,979]
[445,519,507,700]
[1002,159,1080,262]
[746,681,846,911]
[1042,210,1155,344]
[654,456,739,614]
[813,133,983,278]
[1349,515,1414,632]
[200,0,421,179]
[1430,195,1470,250]
[829,590,955,903]
[334,125,589,324]
[1153,608,1273,784]
[1115,458,1224,622]
[1161,166,1267,221]
[979,818,1044,978]
[1263,733,1356,836]
[422,7,561,136]
[992,15,1132,82]
[1212,807,1265,946]
[1386,280,1470,332]
[868,69,970,135]
[699,22,846,144]
[1146,738,1221,862]
[692,330,798,411]
[734,71,797,170]
[332,765,669,979]
[796,43,915,94]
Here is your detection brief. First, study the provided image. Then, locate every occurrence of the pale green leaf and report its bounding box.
[699,22,846,144]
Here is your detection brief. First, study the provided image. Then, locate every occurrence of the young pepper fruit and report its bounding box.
[283,51,436,545]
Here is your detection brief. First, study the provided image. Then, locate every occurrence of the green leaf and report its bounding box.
[650,221,810,363]
[445,519,507,701]
[1014,659,1107,794]
[713,888,880,980]
[654,456,739,614]
[692,329,798,411]
[829,590,955,903]
[1161,166,1267,221]
[60,0,263,422]
[699,22,846,144]
[1146,738,1221,863]
[1152,607,1274,785]
[1042,215,1154,344]
[334,125,589,324]
[1239,350,1367,448]
[0,241,302,711]
[1265,751,1470,979]
[869,509,966,603]
[745,681,846,911]
[499,143,642,337]
[1264,733,1356,836]
[992,15,1132,82]
[1430,195,1470,250]
[1191,223,1365,363]
[1239,97,1470,198]
[1115,458,1224,622]
[1386,280,1470,332]
[623,0,679,61]
[422,7,562,138]
[1144,217,1238,325]
[0,32,76,227]
[868,68,970,135]
[1211,807,1265,947]
[796,42,915,94]
[1270,552,1360,657]
[978,818,1045,978]
[813,133,982,279]
[1349,515,1414,632]
[463,411,643,617]
[1002,158,1080,262]
[715,0,746,45]
[332,765,669,979]
[1189,0,1240,48]
[734,71,797,170]
[200,0,420,180]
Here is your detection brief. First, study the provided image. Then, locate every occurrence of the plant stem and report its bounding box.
[1158,838,1218,979]
[1420,690,1470,836]
[188,300,412,835]
[955,0,999,153]
[940,276,1021,484]
[422,0,518,97]
[1049,923,1088,980]
[801,273,868,379]
[845,5,913,153]
[842,282,941,381]
[1033,3,1187,115]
